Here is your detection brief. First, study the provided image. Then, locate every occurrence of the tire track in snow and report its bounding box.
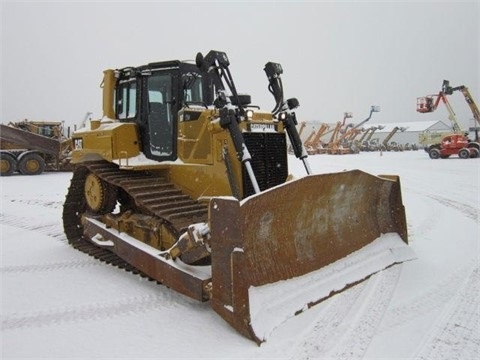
[4,198,64,209]
[1,259,100,274]
[2,293,190,330]
[407,195,441,239]
[290,283,366,360]
[414,265,480,360]
[292,266,401,360]
[324,266,402,359]
[406,188,478,241]
[0,213,66,241]
[426,194,478,221]
[407,188,478,222]
[378,261,476,332]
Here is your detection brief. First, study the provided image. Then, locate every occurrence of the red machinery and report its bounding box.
[428,133,479,159]
[418,80,480,158]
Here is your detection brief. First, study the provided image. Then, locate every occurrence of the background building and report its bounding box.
[299,120,454,150]
[366,120,452,148]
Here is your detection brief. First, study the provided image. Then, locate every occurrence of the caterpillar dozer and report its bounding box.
[63,50,412,344]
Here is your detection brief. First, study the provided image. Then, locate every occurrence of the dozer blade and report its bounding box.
[209,169,414,344]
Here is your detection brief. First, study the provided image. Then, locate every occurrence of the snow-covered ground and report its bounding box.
[1,151,479,359]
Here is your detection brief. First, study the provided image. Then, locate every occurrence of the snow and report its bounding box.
[112,151,186,168]
[72,117,116,134]
[249,234,416,342]
[1,151,479,359]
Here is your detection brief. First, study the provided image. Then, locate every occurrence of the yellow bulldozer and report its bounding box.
[63,50,412,344]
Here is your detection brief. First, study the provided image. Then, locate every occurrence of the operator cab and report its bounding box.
[114,61,215,162]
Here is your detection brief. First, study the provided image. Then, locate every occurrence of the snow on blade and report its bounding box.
[248,233,416,341]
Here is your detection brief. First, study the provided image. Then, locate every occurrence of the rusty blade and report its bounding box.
[209,170,409,344]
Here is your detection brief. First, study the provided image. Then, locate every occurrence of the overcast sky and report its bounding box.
[1,1,478,130]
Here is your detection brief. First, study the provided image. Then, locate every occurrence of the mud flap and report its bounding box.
[209,170,411,344]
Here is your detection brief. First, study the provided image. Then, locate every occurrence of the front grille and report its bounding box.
[242,133,288,198]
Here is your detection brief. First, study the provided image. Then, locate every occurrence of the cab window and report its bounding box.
[183,73,204,104]
[116,80,137,119]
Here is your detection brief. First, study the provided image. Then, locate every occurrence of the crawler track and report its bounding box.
[62,161,208,274]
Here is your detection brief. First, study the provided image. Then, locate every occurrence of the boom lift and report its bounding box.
[381,127,406,151]
[305,123,330,154]
[360,126,384,151]
[428,133,479,159]
[303,128,316,151]
[297,121,307,138]
[328,106,380,154]
[417,80,480,158]
[351,106,381,131]
[63,50,412,343]
[325,112,352,154]
[358,126,374,144]
[442,80,480,140]
[345,106,380,153]
[416,80,463,133]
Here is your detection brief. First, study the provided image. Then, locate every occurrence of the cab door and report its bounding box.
[138,71,177,162]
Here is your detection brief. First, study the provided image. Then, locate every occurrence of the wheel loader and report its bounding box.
[63,50,413,344]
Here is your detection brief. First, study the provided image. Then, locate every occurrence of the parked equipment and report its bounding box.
[417,81,463,132]
[417,80,480,157]
[305,123,330,154]
[0,120,72,176]
[442,80,480,140]
[428,133,479,159]
[327,107,380,154]
[63,50,412,343]
[344,106,380,153]
[381,127,406,151]
[359,125,384,151]
[325,112,352,154]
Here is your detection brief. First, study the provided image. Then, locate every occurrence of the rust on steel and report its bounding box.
[209,170,407,343]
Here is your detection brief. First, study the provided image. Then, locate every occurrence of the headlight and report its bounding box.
[246,109,254,120]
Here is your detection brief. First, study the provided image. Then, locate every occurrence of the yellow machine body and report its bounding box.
[63,50,412,344]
